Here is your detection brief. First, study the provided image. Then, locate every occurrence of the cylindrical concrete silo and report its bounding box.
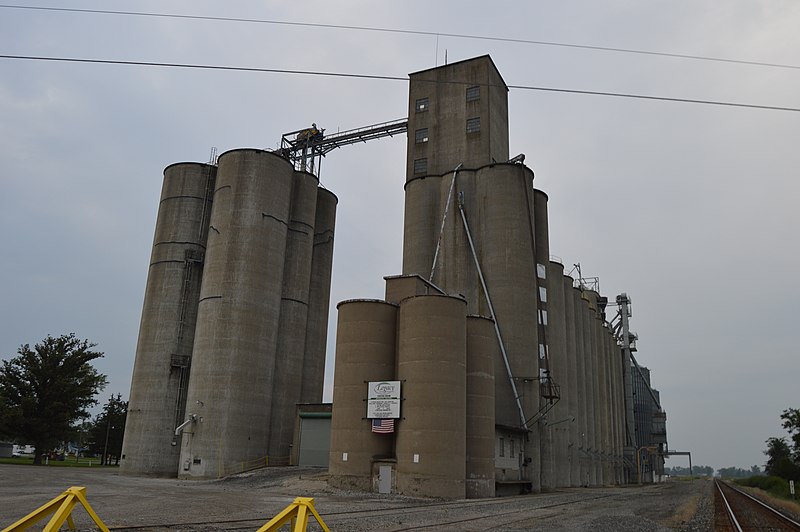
[533,189,553,491]
[179,149,293,479]
[402,175,442,278]
[466,315,496,499]
[586,301,603,486]
[121,162,215,477]
[300,188,338,403]
[396,295,467,499]
[572,286,589,486]
[586,292,604,486]
[580,291,598,486]
[475,164,540,490]
[435,168,481,309]
[268,170,319,462]
[562,275,580,487]
[328,300,397,492]
[595,316,610,485]
[546,260,569,488]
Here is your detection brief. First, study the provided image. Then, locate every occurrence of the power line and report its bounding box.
[2,3,799,72]
[2,53,798,113]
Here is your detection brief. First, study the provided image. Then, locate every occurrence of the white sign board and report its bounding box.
[367,381,401,419]
[791,479,795,496]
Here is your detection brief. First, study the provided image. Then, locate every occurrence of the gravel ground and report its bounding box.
[0,464,713,531]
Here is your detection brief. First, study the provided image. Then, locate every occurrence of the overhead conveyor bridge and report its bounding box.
[277,118,408,175]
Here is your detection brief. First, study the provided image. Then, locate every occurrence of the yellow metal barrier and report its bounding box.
[256,497,330,532]
[1,486,109,532]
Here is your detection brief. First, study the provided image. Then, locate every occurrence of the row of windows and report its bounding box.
[413,118,480,148]
[414,85,480,113]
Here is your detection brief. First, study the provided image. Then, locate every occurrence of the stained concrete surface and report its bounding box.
[0,465,712,531]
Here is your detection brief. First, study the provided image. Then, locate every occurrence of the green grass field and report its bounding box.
[0,456,115,467]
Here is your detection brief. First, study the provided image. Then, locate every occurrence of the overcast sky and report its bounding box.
[1,1,798,473]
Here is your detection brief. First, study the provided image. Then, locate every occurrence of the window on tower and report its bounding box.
[466,117,481,133]
[415,97,429,112]
[466,85,480,102]
[413,158,428,175]
[415,128,429,143]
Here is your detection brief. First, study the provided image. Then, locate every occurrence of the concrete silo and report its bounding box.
[533,189,554,490]
[466,315,497,498]
[268,170,319,460]
[579,291,598,486]
[562,274,580,487]
[328,300,398,492]
[121,162,215,477]
[300,188,338,403]
[396,295,467,499]
[178,149,294,479]
[546,260,569,488]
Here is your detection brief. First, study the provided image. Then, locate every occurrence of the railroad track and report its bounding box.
[108,491,618,531]
[714,479,800,531]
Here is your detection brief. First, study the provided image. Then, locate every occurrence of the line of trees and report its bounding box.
[664,465,763,478]
[0,334,125,465]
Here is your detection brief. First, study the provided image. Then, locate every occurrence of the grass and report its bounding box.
[0,456,116,467]
[735,475,791,498]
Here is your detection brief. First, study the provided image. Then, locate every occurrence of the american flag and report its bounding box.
[371,418,395,434]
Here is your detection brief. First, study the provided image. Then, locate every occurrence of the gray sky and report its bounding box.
[1,1,798,473]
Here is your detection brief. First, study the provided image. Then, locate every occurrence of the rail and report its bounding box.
[714,479,800,531]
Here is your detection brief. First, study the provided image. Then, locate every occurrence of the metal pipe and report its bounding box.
[457,196,528,431]
[429,163,462,283]
[174,414,196,436]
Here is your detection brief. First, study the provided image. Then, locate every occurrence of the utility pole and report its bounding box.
[103,420,113,466]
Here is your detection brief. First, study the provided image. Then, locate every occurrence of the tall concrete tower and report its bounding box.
[121,162,215,477]
[401,55,546,491]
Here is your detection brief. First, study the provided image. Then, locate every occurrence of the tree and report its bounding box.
[87,394,127,465]
[718,466,757,479]
[0,334,107,464]
[764,436,800,479]
[780,408,800,461]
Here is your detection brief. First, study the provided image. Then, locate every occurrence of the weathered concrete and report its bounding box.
[396,295,467,499]
[179,149,293,479]
[121,162,215,477]
[300,188,338,404]
[328,300,398,492]
[546,260,569,488]
[268,170,319,460]
[563,275,581,487]
[406,55,509,181]
[466,315,497,498]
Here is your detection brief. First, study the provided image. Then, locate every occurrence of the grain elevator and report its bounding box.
[121,150,336,478]
[122,54,667,492]
[328,55,666,497]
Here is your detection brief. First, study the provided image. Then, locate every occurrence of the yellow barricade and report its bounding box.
[257,497,330,532]
[1,486,109,532]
